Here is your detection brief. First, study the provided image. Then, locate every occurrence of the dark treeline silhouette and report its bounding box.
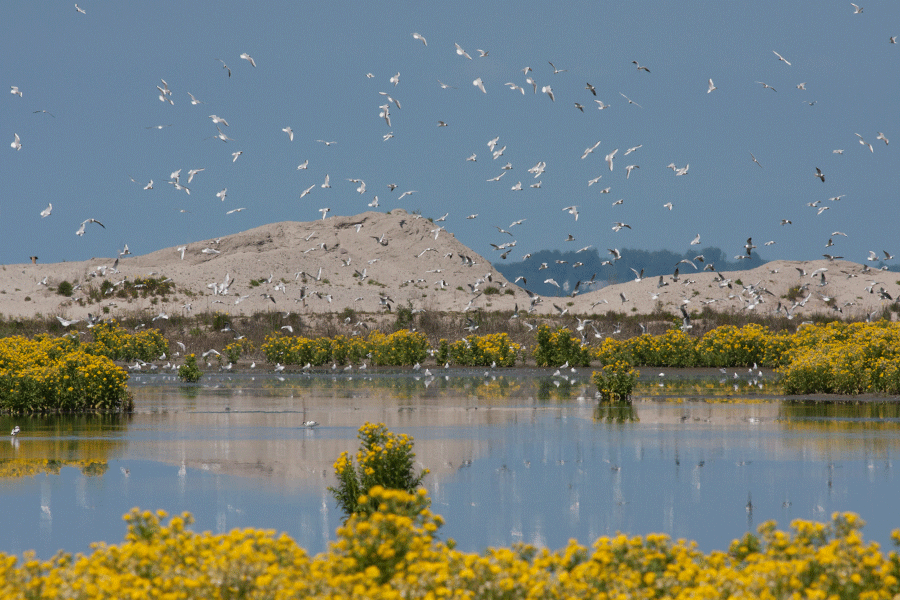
[494,246,767,298]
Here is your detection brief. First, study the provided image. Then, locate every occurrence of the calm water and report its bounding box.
[2,368,900,559]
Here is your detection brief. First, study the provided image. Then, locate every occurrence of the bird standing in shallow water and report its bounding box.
[11,425,20,436]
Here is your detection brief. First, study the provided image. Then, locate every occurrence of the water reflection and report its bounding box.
[1,370,899,561]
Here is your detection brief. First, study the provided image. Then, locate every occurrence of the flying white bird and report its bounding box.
[541,85,554,101]
[851,3,863,14]
[297,159,308,170]
[75,4,86,14]
[75,219,105,236]
[282,126,294,141]
[707,78,716,93]
[187,92,204,105]
[473,78,486,93]
[231,151,242,162]
[216,188,227,201]
[605,148,618,171]
[187,168,204,183]
[691,234,701,245]
[455,43,472,60]
[412,32,427,46]
[10,86,22,97]
[240,53,256,67]
[40,203,52,218]
[856,133,874,152]
[321,174,331,188]
[11,133,22,151]
[209,114,229,127]
[773,50,791,66]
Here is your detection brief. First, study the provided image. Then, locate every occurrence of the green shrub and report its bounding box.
[56,281,74,297]
[177,354,202,383]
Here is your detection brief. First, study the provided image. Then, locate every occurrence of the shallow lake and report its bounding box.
[2,368,900,559]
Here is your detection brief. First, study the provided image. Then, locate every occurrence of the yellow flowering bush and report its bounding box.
[261,330,428,366]
[224,338,255,363]
[592,360,640,401]
[0,335,131,414]
[437,333,521,366]
[4,503,900,599]
[367,330,429,366]
[84,321,169,362]
[533,325,592,367]
[329,423,429,520]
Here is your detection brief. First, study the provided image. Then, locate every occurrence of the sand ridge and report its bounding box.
[3,209,896,324]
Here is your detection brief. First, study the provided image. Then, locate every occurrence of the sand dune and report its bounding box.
[3,209,896,324]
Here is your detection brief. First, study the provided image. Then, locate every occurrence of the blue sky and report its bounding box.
[2,1,898,266]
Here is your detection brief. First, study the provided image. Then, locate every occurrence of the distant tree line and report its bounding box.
[493,246,767,298]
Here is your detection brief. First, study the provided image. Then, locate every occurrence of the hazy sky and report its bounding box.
[2,2,898,266]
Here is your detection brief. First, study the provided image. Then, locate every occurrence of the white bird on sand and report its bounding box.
[75,218,105,237]
[240,53,256,67]
[282,126,294,141]
[40,203,52,218]
[473,78,486,93]
[412,32,427,46]
[11,133,22,151]
[455,43,472,60]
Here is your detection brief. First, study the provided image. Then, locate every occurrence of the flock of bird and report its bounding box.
[4,4,898,321]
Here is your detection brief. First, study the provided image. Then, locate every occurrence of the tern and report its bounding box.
[624,145,642,155]
[412,32,427,46]
[321,174,331,188]
[691,234,701,245]
[240,53,256,67]
[390,72,400,86]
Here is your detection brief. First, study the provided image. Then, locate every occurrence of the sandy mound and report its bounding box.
[2,210,895,325]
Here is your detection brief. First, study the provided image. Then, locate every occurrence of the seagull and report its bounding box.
[707,78,717,93]
[75,4,86,14]
[187,92,204,105]
[562,205,579,221]
[581,140,601,159]
[282,126,294,141]
[619,92,642,107]
[300,185,314,198]
[11,133,22,151]
[240,53,256,67]
[605,148,618,171]
[10,86,22,97]
[632,61,650,72]
[750,152,763,168]
[297,159,308,170]
[625,164,639,179]
[586,82,597,95]
[436,80,456,89]
[57,316,80,327]
[231,151,242,162]
[691,234,701,245]
[75,218,105,237]
[473,78,486,93]
[815,167,825,182]
[851,3,863,14]
[876,132,889,145]
[226,207,246,215]
[773,50,791,66]
[215,58,231,77]
[316,140,337,146]
[856,133,874,153]
[11,426,19,437]
[319,207,330,219]
[548,61,567,74]
[40,203,52,218]
[755,81,777,92]
[209,114,229,127]
[412,32,427,46]
[390,72,400,86]
[216,188,227,201]
[454,43,472,60]
[625,145,642,155]
[321,174,331,188]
